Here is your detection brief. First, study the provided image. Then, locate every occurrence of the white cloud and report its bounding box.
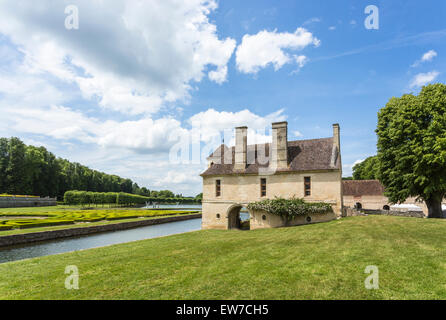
[411,50,438,67]
[98,118,188,153]
[410,71,440,88]
[328,26,336,31]
[2,103,191,154]
[208,66,228,84]
[302,17,321,26]
[235,28,320,74]
[0,0,236,115]
[188,108,286,145]
[422,50,438,62]
[294,55,308,68]
[155,171,201,186]
[342,159,364,177]
[293,130,303,138]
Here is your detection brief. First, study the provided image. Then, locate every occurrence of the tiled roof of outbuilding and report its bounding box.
[201,137,340,176]
[342,180,385,196]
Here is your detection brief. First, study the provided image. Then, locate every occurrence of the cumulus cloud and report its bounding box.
[2,103,190,154]
[188,108,286,145]
[0,0,236,115]
[208,66,228,84]
[235,28,320,74]
[410,71,440,88]
[155,171,201,186]
[411,50,437,67]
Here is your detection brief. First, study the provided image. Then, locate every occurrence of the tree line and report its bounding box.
[0,137,200,201]
[64,191,201,206]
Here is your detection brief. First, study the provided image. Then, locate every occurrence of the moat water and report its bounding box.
[0,218,202,264]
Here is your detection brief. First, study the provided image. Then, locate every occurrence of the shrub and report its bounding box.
[247,197,333,221]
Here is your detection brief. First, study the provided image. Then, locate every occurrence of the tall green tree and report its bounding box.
[0,138,9,193]
[0,137,188,199]
[5,137,27,194]
[376,83,446,218]
[352,156,380,180]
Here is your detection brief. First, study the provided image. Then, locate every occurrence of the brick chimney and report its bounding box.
[234,126,247,170]
[271,121,288,169]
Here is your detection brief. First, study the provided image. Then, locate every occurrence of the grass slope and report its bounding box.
[0,216,446,300]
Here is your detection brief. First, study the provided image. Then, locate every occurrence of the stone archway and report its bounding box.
[227,204,250,230]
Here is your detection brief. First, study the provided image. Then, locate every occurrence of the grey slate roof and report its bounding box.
[201,137,341,176]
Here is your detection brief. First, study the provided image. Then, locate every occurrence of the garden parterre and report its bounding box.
[0,209,198,230]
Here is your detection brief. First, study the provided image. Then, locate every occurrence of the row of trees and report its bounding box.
[0,137,198,200]
[64,191,201,206]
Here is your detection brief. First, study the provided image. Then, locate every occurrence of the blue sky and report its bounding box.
[0,0,445,196]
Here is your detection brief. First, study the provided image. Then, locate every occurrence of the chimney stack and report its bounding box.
[332,123,340,150]
[234,126,247,170]
[271,121,288,169]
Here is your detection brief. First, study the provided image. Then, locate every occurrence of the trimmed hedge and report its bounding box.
[63,191,201,207]
[247,197,333,221]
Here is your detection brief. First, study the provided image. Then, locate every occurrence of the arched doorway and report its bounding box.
[383,205,390,211]
[355,202,362,210]
[227,204,250,230]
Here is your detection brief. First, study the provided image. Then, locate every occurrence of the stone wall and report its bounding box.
[343,195,428,215]
[0,213,202,247]
[0,196,57,208]
[250,210,337,230]
[362,209,425,218]
[202,170,342,230]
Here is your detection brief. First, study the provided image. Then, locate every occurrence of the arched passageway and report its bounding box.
[227,205,250,230]
[355,202,362,210]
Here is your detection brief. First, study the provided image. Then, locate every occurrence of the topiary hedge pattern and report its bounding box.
[0,209,199,230]
[247,197,333,221]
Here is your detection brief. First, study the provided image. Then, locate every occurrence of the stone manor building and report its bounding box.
[200,122,343,230]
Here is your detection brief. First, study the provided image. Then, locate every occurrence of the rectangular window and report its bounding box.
[216,179,221,197]
[304,177,311,196]
[260,178,267,197]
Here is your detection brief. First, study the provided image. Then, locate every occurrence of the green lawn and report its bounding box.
[1,215,445,300]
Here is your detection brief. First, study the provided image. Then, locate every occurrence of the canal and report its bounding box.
[0,218,202,264]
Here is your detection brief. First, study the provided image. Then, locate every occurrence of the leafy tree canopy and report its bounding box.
[352,156,380,180]
[376,83,446,218]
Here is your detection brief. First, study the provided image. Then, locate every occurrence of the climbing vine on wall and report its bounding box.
[247,197,333,220]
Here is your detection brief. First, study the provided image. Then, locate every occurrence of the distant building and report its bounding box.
[200,122,343,230]
[342,180,429,215]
